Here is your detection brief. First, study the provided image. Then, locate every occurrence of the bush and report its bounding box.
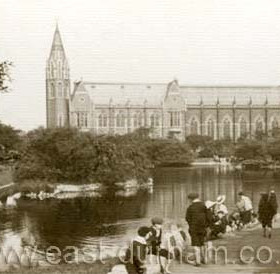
[14,127,193,186]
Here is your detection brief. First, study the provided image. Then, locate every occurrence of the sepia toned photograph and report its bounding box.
[1,0,280,273]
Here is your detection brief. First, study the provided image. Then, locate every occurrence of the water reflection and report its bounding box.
[0,167,279,258]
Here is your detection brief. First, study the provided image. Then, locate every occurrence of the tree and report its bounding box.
[0,61,13,93]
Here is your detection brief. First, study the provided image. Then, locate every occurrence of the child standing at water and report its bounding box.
[125,226,152,274]
[258,190,278,238]
[149,217,163,256]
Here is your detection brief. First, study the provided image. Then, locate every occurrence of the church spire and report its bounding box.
[46,24,70,129]
[49,24,65,59]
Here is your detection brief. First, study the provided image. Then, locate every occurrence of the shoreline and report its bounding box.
[2,219,280,273]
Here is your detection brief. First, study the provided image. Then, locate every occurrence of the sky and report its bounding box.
[1,0,280,131]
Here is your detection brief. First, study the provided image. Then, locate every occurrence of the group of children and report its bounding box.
[109,191,278,274]
[124,217,187,274]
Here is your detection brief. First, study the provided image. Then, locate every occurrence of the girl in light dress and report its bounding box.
[158,222,187,274]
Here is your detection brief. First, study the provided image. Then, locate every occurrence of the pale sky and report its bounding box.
[1,0,280,131]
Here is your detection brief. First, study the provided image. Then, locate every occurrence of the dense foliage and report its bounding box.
[0,122,22,162]
[186,135,235,158]
[0,61,13,93]
[14,127,194,185]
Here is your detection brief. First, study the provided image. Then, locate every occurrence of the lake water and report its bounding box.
[0,166,279,262]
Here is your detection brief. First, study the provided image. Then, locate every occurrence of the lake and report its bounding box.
[0,166,279,263]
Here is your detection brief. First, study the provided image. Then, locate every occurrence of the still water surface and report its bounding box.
[0,166,279,258]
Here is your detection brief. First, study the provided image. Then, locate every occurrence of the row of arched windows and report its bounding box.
[189,117,279,138]
[50,61,67,79]
[97,113,161,128]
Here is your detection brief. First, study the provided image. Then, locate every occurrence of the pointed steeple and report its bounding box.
[46,24,70,129]
[49,24,65,59]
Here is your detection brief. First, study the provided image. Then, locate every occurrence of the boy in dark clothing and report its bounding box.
[125,226,152,274]
[186,193,210,266]
[148,217,163,256]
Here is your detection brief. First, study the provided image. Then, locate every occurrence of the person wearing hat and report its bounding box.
[125,226,152,274]
[185,193,210,266]
[215,195,228,215]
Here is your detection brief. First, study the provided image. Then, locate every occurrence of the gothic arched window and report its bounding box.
[98,113,108,127]
[116,113,121,127]
[116,112,125,127]
[256,118,263,133]
[133,114,138,128]
[223,118,231,139]
[272,118,278,129]
[78,112,88,128]
[58,83,63,97]
[98,114,102,127]
[51,63,55,78]
[240,118,247,137]
[190,118,198,135]
[51,83,55,97]
[58,61,61,78]
[137,113,143,127]
[64,85,68,97]
[207,119,215,138]
[155,114,160,127]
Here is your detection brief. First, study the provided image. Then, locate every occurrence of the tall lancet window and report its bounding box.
[256,118,263,133]
[51,63,55,78]
[137,113,143,127]
[64,84,68,97]
[150,114,155,127]
[58,83,62,97]
[116,112,125,127]
[155,114,160,127]
[58,61,61,78]
[223,119,231,139]
[133,114,138,128]
[207,119,215,138]
[190,118,198,135]
[77,112,88,128]
[51,83,55,97]
[99,113,108,127]
[272,118,278,129]
[240,118,247,137]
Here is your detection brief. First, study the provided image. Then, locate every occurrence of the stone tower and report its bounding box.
[46,24,70,128]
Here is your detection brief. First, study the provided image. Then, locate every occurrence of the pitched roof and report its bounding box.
[82,82,167,106]
[180,86,280,105]
[72,81,280,106]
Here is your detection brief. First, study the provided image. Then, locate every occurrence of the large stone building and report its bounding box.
[46,26,280,141]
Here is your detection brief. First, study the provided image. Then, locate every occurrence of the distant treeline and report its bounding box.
[2,121,280,185]
[12,127,193,185]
